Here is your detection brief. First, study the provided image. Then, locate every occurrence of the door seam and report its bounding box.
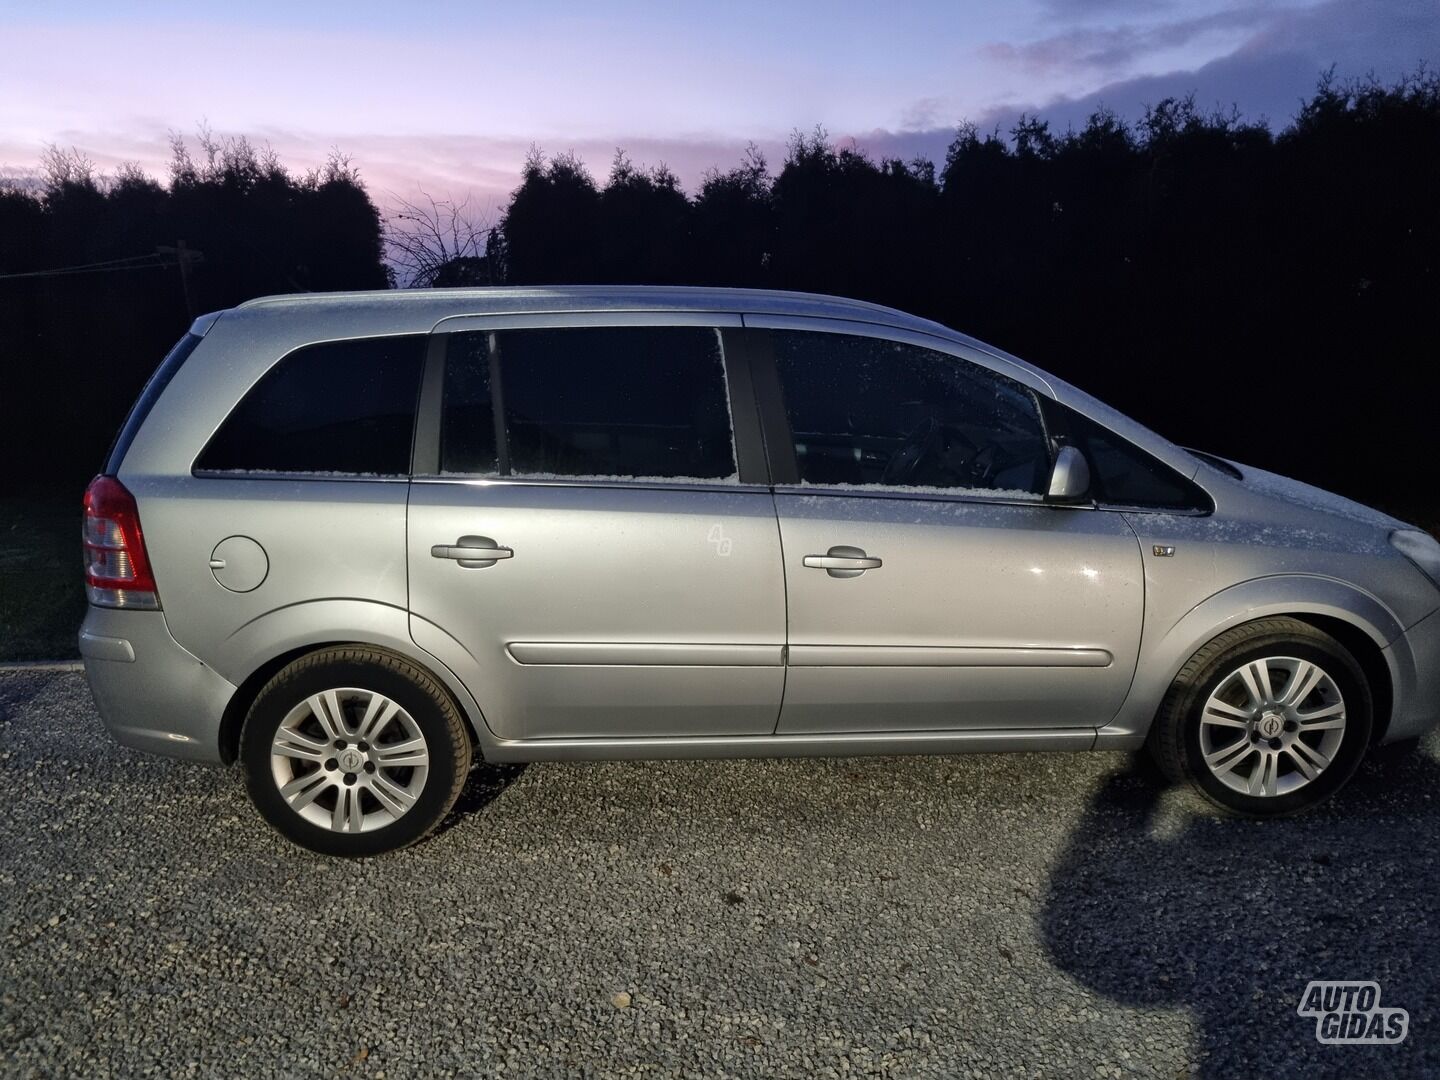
[771,488,789,735]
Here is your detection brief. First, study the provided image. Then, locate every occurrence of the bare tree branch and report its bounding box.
[385,191,495,288]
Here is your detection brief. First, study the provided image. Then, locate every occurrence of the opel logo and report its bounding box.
[1259,714,1285,738]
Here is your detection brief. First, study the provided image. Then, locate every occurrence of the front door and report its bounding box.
[753,322,1145,733]
[407,317,785,743]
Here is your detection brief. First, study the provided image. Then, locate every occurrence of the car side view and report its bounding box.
[80,287,1440,855]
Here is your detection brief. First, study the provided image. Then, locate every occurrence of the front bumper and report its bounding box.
[1384,605,1440,742]
[79,606,235,763]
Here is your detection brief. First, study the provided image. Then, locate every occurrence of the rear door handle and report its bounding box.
[803,545,881,578]
[431,535,514,569]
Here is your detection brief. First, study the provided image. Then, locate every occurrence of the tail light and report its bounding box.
[82,475,160,609]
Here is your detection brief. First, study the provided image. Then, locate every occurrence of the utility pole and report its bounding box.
[156,241,204,317]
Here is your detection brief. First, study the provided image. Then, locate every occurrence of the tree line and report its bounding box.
[4,72,1438,514]
[489,72,1440,515]
[1,132,388,488]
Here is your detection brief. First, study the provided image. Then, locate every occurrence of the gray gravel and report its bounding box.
[2,669,1438,1078]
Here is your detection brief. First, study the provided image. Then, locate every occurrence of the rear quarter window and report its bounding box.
[195,335,426,476]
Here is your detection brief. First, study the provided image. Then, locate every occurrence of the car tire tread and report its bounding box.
[240,645,472,856]
[1147,617,1371,816]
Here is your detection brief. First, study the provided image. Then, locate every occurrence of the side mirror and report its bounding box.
[1046,445,1091,504]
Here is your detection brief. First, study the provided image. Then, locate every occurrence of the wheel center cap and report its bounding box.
[1258,713,1285,739]
[337,747,365,772]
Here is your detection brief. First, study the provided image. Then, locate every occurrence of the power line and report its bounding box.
[0,253,173,281]
[10,251,167,272]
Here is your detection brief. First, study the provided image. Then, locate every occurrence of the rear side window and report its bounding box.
[440,326,737,481]
[771,330,1052,496]
[438,332,499,475]
[105,332,202,474]
[196,335,425,476]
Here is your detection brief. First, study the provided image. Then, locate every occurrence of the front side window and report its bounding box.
[771,330,1051,496]
[196,335,425,475]
[1052,404,1210,511]
[440,326,737,481]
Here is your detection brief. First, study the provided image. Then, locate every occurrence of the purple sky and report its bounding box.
[2,0,1434,222]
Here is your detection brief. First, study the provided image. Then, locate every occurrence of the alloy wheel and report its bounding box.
[1198,656,1347,798]
[269,687,430,833]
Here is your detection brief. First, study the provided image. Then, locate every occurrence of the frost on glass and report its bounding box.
[772,331,1050,495]
[442,325,738,483]
[439,331,498,475]
[796,480,1043,501]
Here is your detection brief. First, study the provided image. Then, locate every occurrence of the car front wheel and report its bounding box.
[1149,617,1372,816]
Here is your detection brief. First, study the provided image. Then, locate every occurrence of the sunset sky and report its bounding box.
[2,0,1434,219]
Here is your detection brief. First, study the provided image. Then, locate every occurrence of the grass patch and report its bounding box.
[0,494,85,661]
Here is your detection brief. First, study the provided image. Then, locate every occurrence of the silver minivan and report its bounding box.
[80,287,1440,855]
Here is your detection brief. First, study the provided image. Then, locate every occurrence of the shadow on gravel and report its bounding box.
[1042,745,1440,1078]
[0,671,63,738]
[431,761,527,838]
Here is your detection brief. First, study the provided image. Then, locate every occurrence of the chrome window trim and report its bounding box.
[411,475,774,496]
[769,484,1212,517]
[1104,502,1213,517]
[189,471,412,483]
[769,483,1089,512]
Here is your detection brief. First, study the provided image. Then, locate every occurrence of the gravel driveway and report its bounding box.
[2,668,1437,1078]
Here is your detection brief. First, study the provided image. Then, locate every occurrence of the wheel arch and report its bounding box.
[1102,575,1403,743]
[211,600,492,764]
[1289,613,1393,744]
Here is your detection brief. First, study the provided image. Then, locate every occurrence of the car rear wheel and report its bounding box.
[1149,617,1372,816]
[240,647,471,855]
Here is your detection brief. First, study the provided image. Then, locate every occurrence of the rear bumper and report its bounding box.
[79,607,235,763]
[1384,606,1440,742]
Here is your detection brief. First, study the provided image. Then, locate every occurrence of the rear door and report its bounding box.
[748,319,1146,734]
[406,314,786,743]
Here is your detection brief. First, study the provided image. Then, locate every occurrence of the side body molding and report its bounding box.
[1100,574,1406,743]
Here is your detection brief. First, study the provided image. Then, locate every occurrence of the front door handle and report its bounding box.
[431,535,514,569]
[803,545,882,579]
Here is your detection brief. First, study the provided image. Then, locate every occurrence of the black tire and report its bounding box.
[240,646,472,856]
[1147,617,1372,817]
